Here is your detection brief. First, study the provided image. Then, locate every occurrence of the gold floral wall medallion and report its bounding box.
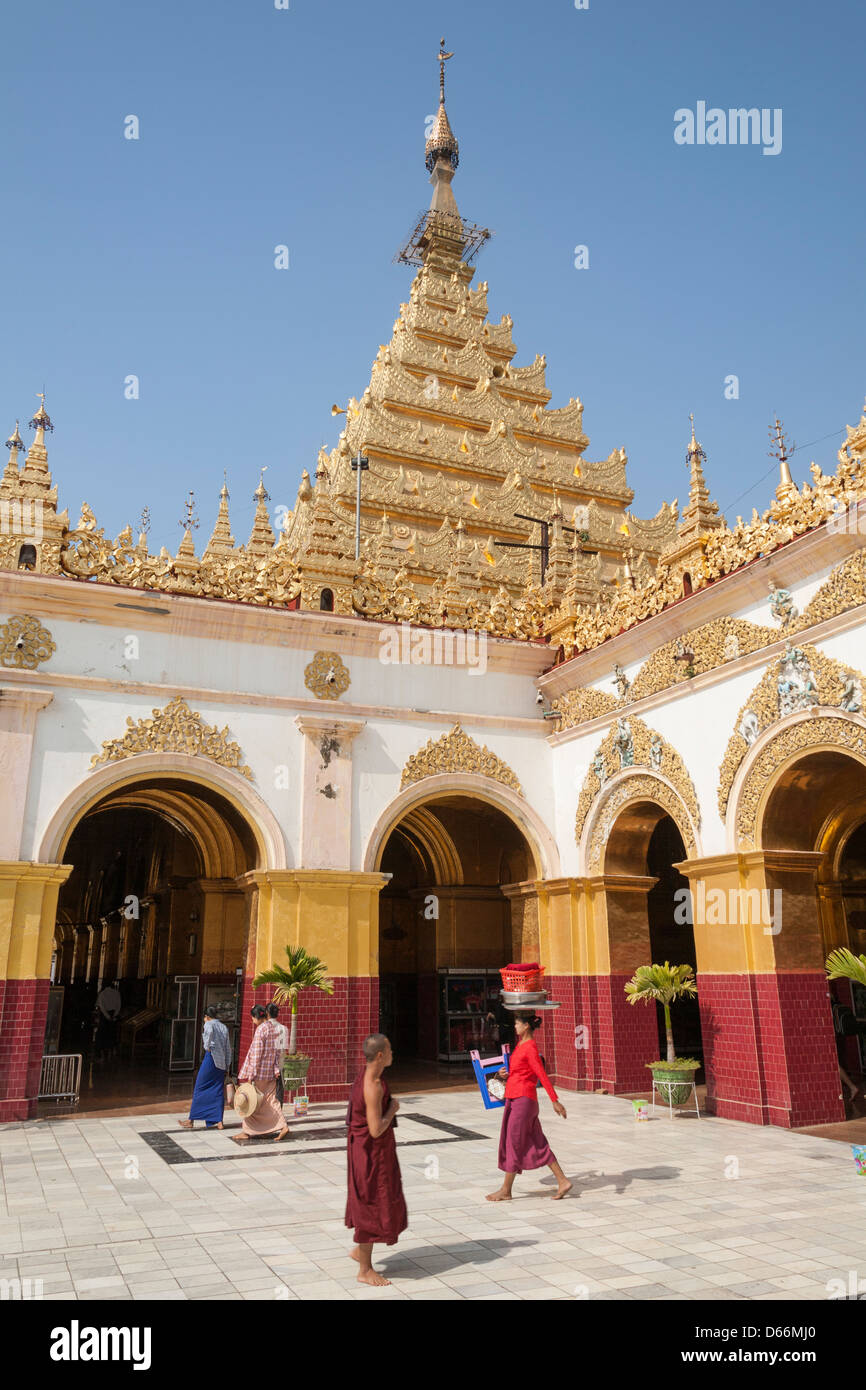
[400,723,522,792]
[304,651,350,701]
[0,613,56,669]
[90,695,253,779]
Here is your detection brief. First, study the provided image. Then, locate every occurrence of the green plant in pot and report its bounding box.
[625,961,700,1105]
[825,947,866,989]
[253,945,334,1089]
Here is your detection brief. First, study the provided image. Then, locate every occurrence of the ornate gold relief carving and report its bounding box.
[629,616,777,703]
[576,715,700,845]
[90,696,253,779]
[304,651,351,701]
[587,773,698,871]
[552,685,617,729]
[735,714,866,848]
[0,613,56,669]
[799,548,866,629]
[718,644,865,819]
[400,722,522,792]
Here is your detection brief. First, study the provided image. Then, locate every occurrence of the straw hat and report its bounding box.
[233,1082,260,1118]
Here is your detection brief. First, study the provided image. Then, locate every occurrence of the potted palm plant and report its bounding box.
[253,945,334,1089]
[625,961,700,1105]
[826,947,866,988]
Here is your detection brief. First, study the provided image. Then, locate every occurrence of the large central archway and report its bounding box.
[373,790,540,1085]
[42,764,273,1110]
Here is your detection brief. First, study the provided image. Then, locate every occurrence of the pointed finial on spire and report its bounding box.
[769,416,796,499]
[179,490,199,534]
[137,506,151,549]
[425,37,459,174]
[29,392,54,436]
[254,467,270,503]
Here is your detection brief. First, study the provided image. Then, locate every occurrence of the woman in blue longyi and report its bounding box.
[179,1004,232,1131]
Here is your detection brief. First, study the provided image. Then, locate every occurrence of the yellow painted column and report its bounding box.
[675,851,840,1126]
[0,861,72,1121]
[237,869,390,1100]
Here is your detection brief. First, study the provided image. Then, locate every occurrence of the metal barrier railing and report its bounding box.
[38,1053,82,1102]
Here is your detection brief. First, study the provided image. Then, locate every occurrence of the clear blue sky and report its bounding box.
[2,0,864,551]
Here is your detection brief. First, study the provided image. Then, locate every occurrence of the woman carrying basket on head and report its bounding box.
[486,1009,571,1202]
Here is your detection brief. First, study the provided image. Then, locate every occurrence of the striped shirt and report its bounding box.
[202,1018,232,1073]
[239,1018,282,1081]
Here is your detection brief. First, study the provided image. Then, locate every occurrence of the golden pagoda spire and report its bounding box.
[205,475,236,556]
[2,421,23,488]
[246,470,276,556]
[678,413,721,538]
[20,394,55,490]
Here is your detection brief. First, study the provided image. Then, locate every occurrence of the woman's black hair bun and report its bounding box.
[250,1004,268,1019]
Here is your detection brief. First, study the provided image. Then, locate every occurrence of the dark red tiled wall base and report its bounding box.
[0,978,51,1122]
[697,972,844,1128]
[546,974,658,1095]
[238,975,379,1103]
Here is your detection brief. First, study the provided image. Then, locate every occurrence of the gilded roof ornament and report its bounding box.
[425,38,459,173]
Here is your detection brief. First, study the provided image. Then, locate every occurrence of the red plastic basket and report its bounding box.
[500,965,545,993]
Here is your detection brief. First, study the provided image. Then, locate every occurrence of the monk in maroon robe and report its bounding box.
[346,1033,408,1286]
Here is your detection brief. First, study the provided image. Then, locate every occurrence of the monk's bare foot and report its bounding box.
[350,1247,361,1263]
[232,1134,250,1145]
[215,1122,224,1130]
[485,1188,512,1201]
[551,1179,573,1200]
[273,1126,290,1142]
[178,1119,193,1130]
[357,1268,391,1286]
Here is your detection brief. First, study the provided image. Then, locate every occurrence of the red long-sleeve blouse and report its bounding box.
[504,1038,558,1103]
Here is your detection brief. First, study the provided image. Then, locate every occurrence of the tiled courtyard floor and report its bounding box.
[1,1089,864,1302]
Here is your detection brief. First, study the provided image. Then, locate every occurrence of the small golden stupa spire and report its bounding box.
[206,475,236,556]
[21,393,55,488]
[3,421,23,486]
[176,491,199,559]
[246,470,276,556]
[679,413,721,535]
[769,417,796,500]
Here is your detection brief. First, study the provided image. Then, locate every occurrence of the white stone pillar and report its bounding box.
[0,686,53,859]
[294,715,365,870]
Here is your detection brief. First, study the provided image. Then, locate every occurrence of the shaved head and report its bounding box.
[363,1033,390,1062]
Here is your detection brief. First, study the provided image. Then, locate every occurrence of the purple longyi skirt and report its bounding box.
[498,1096,555,1173]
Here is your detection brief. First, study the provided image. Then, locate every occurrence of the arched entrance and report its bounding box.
[758,746,866,1120]
[374,793,538,1082]
[46,773,263,1108]
[602,795,704,1077]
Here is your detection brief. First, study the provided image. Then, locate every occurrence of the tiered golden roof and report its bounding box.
[2,52,866,655]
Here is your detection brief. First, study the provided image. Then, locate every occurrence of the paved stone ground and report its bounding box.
[1,1090,864,1301]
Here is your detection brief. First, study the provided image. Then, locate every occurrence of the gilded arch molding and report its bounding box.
[575,714,700,846]
[581,770,700,873]
[730,711,866,850]
[90,696,253,781]
[364,773,560,880]
[37,753,289,869]
[400,723,522,793]
[718,643,866,819]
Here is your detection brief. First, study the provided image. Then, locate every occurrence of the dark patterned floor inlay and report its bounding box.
[139,1112,488,1165]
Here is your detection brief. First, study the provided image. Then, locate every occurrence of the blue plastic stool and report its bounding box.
[470,1045,511,1109]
